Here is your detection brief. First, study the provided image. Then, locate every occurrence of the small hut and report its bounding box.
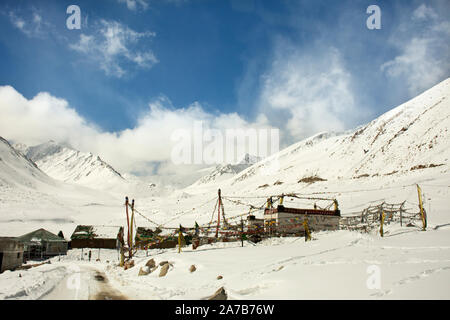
[70,225,124,249]
[0,237,24,273]
[264,204,341,235]
[135,227,177,249]
[17,229,68,260]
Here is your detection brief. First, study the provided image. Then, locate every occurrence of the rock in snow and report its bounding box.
[208,287,227,300]
[145,259,156,268]
[159,263,170,277]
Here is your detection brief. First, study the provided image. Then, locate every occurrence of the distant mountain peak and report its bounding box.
[192,153,263,186]
[20,140,125,189]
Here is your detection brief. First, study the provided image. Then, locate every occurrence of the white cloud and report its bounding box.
[118,0,149,11]
[70,20,158,77]
[257,41,364,145]
[7,10,49,38]
[9,11,33,36]
[412,4,438,21]
[0,86,100,147]
[0,86,273,175]
[381,5,450,95]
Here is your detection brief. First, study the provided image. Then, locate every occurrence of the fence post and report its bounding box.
[380,211,386,237]
[240,218,244,247]
[303,218,311,242]
[417,184,427,231]
[400,201,405,227]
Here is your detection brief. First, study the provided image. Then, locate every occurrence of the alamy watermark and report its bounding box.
[66,5,81,30]
[367,5,382,30]
[170,121,280,173]
[366,265,381,290]
[66,264,81,299]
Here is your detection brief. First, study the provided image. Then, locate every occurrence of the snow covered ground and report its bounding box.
[2,224,449,300]
[1,165,449,300]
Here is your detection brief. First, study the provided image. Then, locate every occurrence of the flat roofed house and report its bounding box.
[0,237,24,273]
[264,204,341,235]
[70,225,124,249]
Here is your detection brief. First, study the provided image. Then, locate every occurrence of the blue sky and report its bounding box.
[0,0,449,175]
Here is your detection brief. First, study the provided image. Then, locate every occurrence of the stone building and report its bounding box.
[0,237,24,273]
[70,225,124,249]
[264,204,341,235]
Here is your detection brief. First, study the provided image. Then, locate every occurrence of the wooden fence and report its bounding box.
[340,201,423,232]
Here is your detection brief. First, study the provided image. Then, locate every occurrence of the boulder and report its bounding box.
[208,287,227,300]
[146,258,156,268]
[217,275,223,280]
[124,260,135,270]
[138,266,150,276]
[159,261,169,266]
[189,265,196,273]
[159,263,170,277]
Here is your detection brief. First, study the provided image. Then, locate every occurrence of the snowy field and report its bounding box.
[2,224,449,300]
[1,167,450,300]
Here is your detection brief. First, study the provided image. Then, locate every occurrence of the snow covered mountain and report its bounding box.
[16,141,127,191]
[0,136,53,189]
[192,153,263,186]
[0,136,122,238]
[185,78,450,197]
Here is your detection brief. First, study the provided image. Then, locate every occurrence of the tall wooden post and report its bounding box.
[215,189,221,238]
[130,199,135,258]
[400,201,405,227]
[380,211,386,237]
[120,247,124,267]
[303,218,311,242]
[178,225,184,253]
[241,218,244,247]
[417,184,426,231]
[125,197,130,248]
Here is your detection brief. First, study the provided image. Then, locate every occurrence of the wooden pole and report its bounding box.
[400,201,405,227]
[241,218,244,247]
[380,211,386,237]
[130,199,135,258]
[417,184,426,231]
[303,218,311,242]
[120,247,124,267]
[178,225,183,254]
[125,197,130,248]
[215,189,221,238]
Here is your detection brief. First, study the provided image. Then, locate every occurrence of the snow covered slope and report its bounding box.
[0,136,125,237]
[184,78,450,196]
[19,141,126,191]
[13,140,164,196]
[192,153,263,186]
[0,136,54,189]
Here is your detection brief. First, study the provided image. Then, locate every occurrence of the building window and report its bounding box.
[17,252,21,259]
